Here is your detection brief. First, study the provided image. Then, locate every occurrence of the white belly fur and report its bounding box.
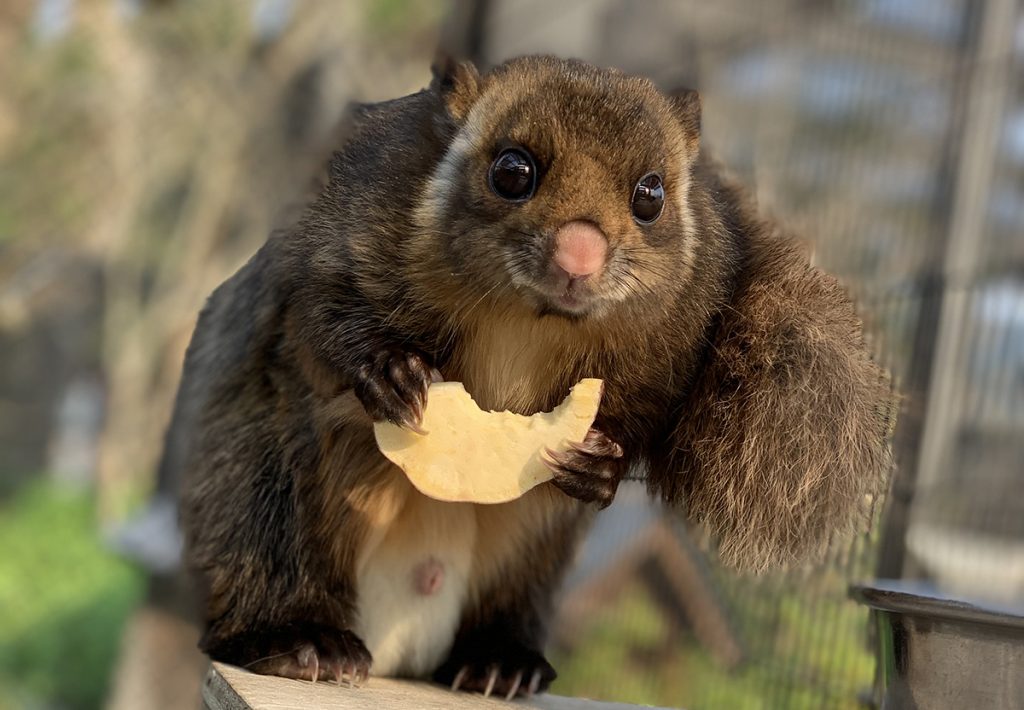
[353,488,476,678]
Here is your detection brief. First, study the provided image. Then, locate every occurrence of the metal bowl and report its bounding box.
[850,580,1024,710]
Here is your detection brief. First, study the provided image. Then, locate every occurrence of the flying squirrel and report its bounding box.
[171,55,895,698]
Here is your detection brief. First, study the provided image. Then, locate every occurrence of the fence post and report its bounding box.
[876,0,1018,578]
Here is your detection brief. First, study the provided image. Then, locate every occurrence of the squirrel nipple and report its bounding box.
[412,556,445,596]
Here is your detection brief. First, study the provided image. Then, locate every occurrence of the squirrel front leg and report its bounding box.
[288,267,441,430]
[543,423,627,509]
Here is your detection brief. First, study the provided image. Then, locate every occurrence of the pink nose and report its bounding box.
[552,221,608,279]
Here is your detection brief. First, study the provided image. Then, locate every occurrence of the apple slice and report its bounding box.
[374,378,603,504]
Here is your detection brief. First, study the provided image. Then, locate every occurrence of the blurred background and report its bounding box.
[1,0,1022,708]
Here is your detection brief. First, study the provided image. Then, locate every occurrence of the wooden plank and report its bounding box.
[204,662,673,710]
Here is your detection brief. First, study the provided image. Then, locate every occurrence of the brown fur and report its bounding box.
[657,212,894,571]
[169,55,895,691]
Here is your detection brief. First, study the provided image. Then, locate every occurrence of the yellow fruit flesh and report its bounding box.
[373,378,603,504]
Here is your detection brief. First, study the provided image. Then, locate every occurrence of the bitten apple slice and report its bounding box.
[374,378,603,504]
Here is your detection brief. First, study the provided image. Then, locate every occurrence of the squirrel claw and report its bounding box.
[505,670,524,701]
[400,414,428,435]
[527,668,543,697]
[541,448,564,468]
[354,348,434,429]
[295,643,321,684]
[450,666,469,692]
[436,637,555,698]
[546,430,625,509]
[233,624,371,685]
[483,666,499,698]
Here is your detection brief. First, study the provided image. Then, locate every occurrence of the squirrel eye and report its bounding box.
[488,148,537,201]
[631,173,665,224]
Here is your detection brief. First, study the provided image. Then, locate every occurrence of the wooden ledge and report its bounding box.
[203,662,671,710]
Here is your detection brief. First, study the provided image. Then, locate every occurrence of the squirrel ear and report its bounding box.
[431,53,481,123]
[668,88,701,149]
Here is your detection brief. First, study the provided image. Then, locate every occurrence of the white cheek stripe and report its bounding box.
[672,153,698,279]
[412,90,498,235]
[412,131,473,234]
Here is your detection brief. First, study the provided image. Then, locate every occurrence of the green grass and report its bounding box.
[0,482,145,709]
[551,576,875,709]
[365,0,452,38]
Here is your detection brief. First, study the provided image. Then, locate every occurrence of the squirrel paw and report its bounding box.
[353,348,439,432]
[226,624,372,686]
[434,639,556,699]
[544,427,625,509]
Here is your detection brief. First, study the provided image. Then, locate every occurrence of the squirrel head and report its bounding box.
[412,55,703,323]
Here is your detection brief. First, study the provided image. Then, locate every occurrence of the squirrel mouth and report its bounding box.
[512,257,602,318]
[557,292,582,308]
[537,280,596,317]
[555,285,588,310]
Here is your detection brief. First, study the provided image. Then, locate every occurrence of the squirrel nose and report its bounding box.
[552,221,608,279]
